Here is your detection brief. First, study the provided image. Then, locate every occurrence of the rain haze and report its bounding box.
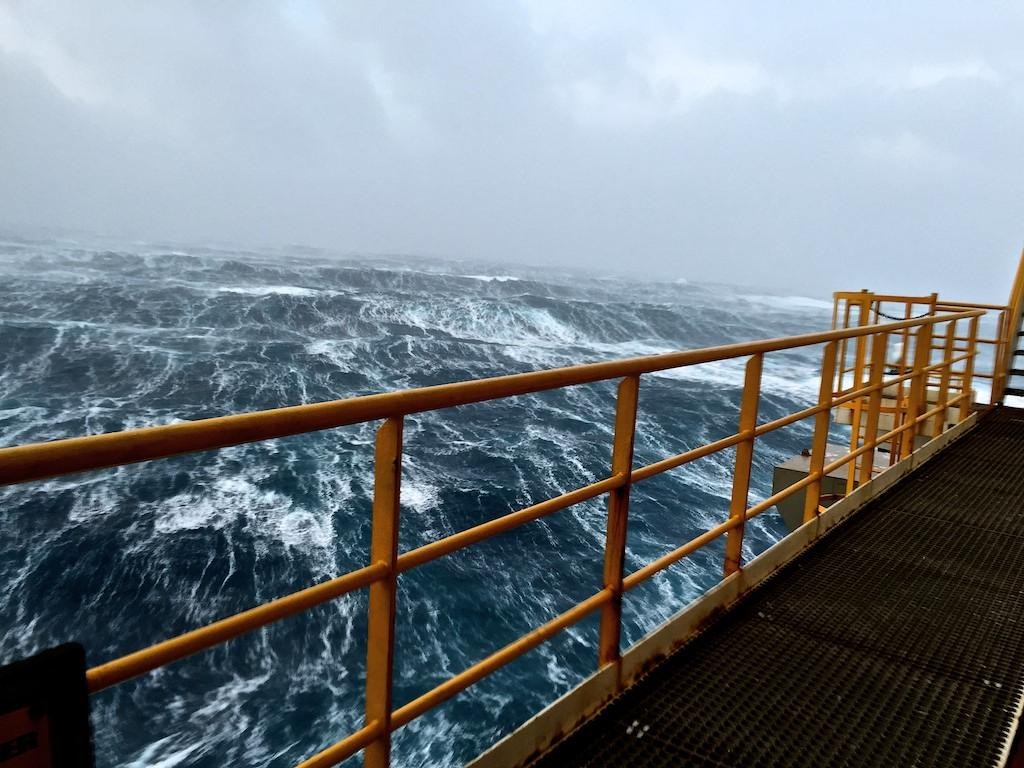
[1,1,1023,299]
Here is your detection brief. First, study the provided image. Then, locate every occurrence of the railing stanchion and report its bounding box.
[901,324,933,458]
[858,332,888,486]
[993,310,1007,403]
[803,342,838,523]
[933,322,956,436]
[365,416,404,768]
[960,316,979,422]
[724,354,762,576]
[599,376,640,673]
[845,302,871,495]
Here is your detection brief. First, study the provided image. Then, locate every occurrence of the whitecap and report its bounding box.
[120,737,205,768]
[458,274,521,283]
[217,285,317,297]
[278,510,333,551]
[402,480,440,515]
[739,293,833,311]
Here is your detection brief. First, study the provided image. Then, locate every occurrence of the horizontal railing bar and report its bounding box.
[397,474,625,572]
[756,369,913,437]
[634,350,976,487]
[837,351,974,397]
[744,472,821,520]
[913,393,969,425]
[622,517,739,590]
[822,440,884,477]
[827,382,965,478]
[631,432,745,483]
[843,390,970,463]
[0,311,983,487]
[936,301,1008,311]
[872,422,916,450]
[86,561,388,693]
[833,372,915,411]
[295,719,386,768]
[390,589,613,730]
[753,402,824,437]
[626,371,974,590]
[824,385,968,478]
[835,291,933,302]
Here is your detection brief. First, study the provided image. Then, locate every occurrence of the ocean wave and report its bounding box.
[457,274,522,283]
[740,293,834,312]
[0,237,829,768]
[217,285,319,297]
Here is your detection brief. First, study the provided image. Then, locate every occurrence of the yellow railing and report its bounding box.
[827,290,1008,500]
[0,305,994,767]
[994,248,1024,402]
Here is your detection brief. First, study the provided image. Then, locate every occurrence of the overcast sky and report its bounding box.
[1,2,1021,299]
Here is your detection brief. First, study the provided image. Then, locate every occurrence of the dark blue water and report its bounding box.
[0,237,833,767]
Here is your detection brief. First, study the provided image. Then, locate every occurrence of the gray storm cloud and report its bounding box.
[1,1,1022,299]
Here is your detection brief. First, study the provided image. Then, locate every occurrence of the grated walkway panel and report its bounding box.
[531,408,1024,768]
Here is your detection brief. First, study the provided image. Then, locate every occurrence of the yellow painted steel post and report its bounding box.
[836,299,851,394]
[845,297,872,495]
[598,375,640,670]
[932,322,956,436]
[365,417,403,768]
[858,332,888,486]
[901,324,933,458]
[960,316,979,422]
[893,304,913,459]
[803,342,838,523]
[993,310,1007,403]
[996,247,1024,403]
[724,355,762,576]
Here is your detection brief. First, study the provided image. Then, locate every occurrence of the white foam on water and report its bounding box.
[457,274,522,283]
[278,510,333,551]
[146,475,341,569]
[648,356,822,401]
[119,737,205,768]
[740,293,833,312]
[402,480,441,515]
[217,285,317,297]
[65,481,128,523]
[360,297,584,348]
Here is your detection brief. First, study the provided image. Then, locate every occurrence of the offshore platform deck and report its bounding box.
[532,406,1024,768]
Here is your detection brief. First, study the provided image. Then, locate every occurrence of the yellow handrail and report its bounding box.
[988,247,1024,402]
[0,306,990,767]
[0,313,988,487]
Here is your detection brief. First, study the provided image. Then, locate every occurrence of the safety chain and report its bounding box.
[876,308,933,322]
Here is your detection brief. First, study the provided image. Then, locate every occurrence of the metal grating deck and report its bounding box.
[531,408,1024,768]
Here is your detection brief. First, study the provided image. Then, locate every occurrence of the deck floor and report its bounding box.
[531,408,1024,768]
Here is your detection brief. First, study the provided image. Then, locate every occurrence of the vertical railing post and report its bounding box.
[893,311,913,460]
[724,354,762,577]
[901,324,933,458]
[365,416,403,768]
[996,247,1024,404]
[932,322,956,436]
[843,297,873,495]
[992,310,1006,403]
[803,342,838,524]
[960,316,979,422]
[598,375,640,672]
[858,332,888,486]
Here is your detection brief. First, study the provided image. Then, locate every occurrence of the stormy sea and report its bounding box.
[0,237,836,767]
